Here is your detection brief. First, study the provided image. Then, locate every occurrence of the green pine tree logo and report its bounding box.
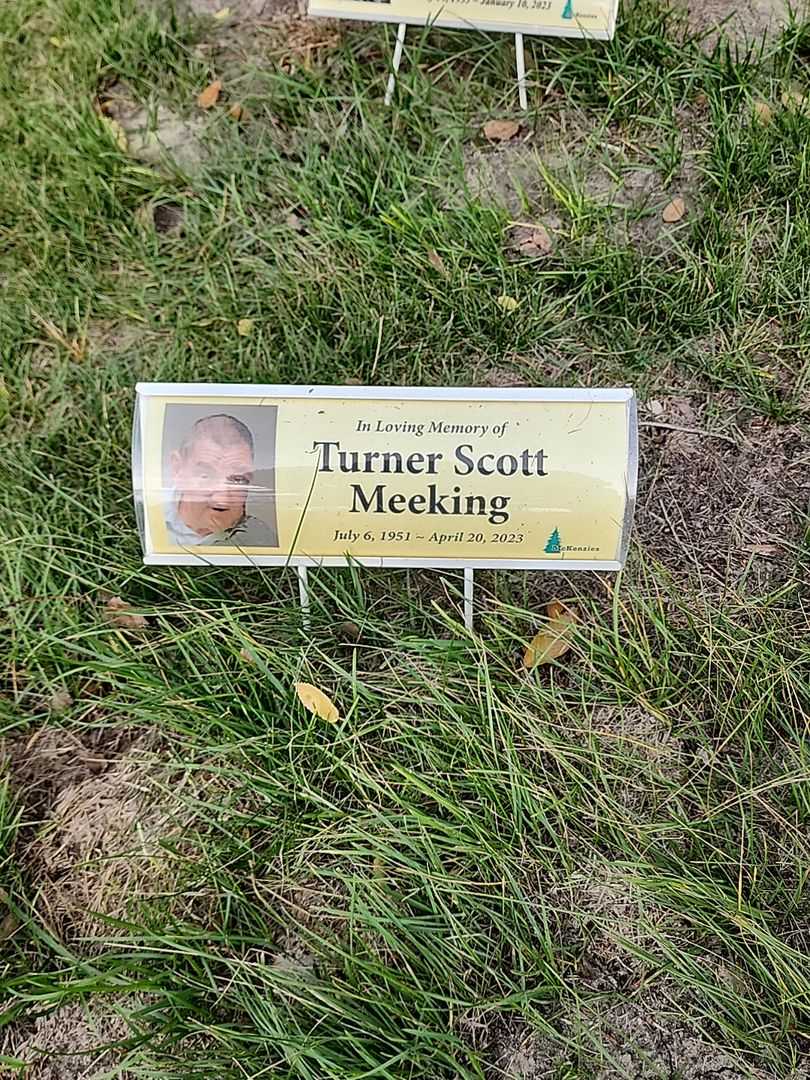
[562,0,574,16]
[545,527,561,554]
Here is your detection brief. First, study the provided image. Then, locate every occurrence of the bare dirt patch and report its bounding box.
[673,0,795,51]
[587,991,773,1078]
[186,0,302,16]
[463,135,548,219]
[100,84,207,173]
[480,366,532,387]
[589,704,682,773]
[271,928,317,974]
[189,0,341,87]
[463,109,708,253]
[83,318,167,361]
[550,862,679,994]
[580,704,686,817]
[2,725,191,943]
[637,401,808,586]
[3,725,143,817]
[1,1000,135,1080]
[485,988,785,1078]
[486,1017,564,1078]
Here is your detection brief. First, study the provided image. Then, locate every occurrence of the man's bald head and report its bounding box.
[181,414,254,458]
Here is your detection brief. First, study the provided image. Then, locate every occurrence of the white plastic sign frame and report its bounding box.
[133,383,637,574]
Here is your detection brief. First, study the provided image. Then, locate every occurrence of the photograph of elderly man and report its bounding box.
[165,413,277,547]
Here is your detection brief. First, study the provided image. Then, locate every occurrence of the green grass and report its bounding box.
[1,0,810,1075]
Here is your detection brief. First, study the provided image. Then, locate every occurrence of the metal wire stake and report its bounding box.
[385,22,407,106]
[463,567,474,631]
[297,565,311,629]
[515,32,528,111]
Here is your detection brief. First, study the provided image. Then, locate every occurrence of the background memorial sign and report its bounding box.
[307,0,618,40]
[133,384,637,570]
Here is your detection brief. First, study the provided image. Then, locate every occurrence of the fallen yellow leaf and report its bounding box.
[49,36,65,48]
[496,294,519,313]
[753,100,773,125]
[214,5,231,17]
[295,682,339,723]
[102,115,128,152]
[236,318,254,337]
[483,119,520,142]
[662,196,686,223]
[228,102,244,121]
[523,600,576,669]
[197,79,222,109]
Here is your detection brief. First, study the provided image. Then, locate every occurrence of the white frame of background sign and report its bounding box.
[133,384,637,629]
[310,7,617,36]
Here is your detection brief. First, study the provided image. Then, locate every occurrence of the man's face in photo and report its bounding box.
[171,426,254,536]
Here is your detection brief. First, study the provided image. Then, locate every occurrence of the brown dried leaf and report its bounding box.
[519,225,553,257]
[483,119,520,142]
[338,620,361,642]
[427,249,447,276]
[294,682,339,723]
[662,394,697,426]
[753,100,773,125]
[49,688,73,714]
[286,210,307,233]
[0,911,20,942]
[228,102,244,121]
[197,79,222,109]
[104,596,148,629]
[741,543,781,557]
[523,600,576,669]
[662,196,686,224]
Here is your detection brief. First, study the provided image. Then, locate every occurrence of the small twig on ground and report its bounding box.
[639,421,742,447]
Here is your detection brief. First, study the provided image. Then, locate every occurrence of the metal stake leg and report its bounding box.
[463,567,474,632]
[515,33,528,111]
[297,565,311,629]
[385,22,407,106]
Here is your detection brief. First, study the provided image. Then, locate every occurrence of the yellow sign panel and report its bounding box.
[308,0,616,39]
[133,385,636,569]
